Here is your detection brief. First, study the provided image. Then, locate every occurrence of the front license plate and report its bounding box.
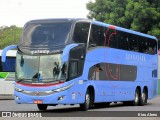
[34,100,43,104]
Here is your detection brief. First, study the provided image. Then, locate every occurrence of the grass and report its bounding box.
[0,72,8,79]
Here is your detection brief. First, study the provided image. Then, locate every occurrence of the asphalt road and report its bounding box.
[0,96,160,118]
[0,97,160,111]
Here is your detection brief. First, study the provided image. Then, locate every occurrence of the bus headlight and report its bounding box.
[15,87,23,92]
[53,83,74,92]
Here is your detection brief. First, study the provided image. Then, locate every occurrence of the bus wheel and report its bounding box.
[80,90,91,111]
[133,89,140,106]
[37,104,48,111]
[139,89,148,106]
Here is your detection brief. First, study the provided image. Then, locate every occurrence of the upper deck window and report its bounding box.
[72,22,90,44]
[21,22,72,47]
[89,24,105,47]
[88,23,157,55]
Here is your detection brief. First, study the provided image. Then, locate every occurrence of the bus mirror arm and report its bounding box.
[1,45,17,62]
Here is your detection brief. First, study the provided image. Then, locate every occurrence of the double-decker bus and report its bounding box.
[2,19,158,111]
[0,50,16,98]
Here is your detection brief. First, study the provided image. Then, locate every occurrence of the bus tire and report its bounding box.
[133,89,140,106]
[37,104,48,111]
[139,89,148,106]
[80,90,91,111]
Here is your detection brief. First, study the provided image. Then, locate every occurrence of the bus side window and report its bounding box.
[138,36,147,53]
[152,40,157,54]
[89,24,105,48]
[109,35,118,48]
[93,64,103,80]
[107,29,118,48]
[73,22,90,44]
[117,31,129,50]
[138,37,157,55]
[88,63,103,80]
[128,34,138,52]
[148,39,157,55]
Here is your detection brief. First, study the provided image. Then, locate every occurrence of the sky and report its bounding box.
[0,0,94,27]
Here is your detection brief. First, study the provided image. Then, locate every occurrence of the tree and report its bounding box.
[0,25,22,49]
[87,0,160,48]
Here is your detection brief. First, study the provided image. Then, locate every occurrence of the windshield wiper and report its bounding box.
[16,78,32,83]
[42,79,65,83]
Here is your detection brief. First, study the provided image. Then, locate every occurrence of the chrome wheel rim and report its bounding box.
[86,93,90,108]
[135,91,139,103]
[142,92,146,102]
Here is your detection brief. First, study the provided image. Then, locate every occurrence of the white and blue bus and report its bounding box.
[2,19,158,110]
[0,50,16,98]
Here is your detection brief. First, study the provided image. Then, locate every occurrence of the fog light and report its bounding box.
[57,96,65,101]
[15,96,20,100]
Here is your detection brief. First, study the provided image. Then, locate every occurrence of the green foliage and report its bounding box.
[0,72,8,79]
[0,25,22,49]
[87,0,160,48]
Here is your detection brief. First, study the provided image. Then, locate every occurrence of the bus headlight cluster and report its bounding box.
[53,83,74,92]
[15,87,23,92]
[15,96,20,100]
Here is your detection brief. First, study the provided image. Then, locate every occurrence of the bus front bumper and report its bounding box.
[14,90,83,104]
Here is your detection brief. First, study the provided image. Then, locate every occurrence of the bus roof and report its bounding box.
[0,50,16,57]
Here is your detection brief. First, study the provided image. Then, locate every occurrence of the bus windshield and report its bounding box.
[20,22,72,46]
[16,53,67,83]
